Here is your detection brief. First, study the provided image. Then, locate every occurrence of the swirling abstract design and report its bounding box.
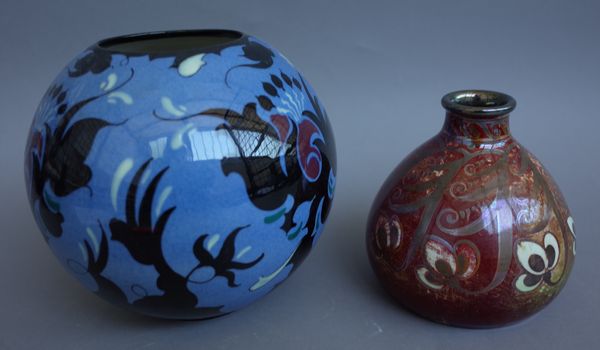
[25,31,335,319]
[367,110,575,327]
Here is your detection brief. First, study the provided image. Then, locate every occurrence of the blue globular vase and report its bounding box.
[24,30,336,319]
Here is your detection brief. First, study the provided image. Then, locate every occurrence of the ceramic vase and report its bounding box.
[366,90,575,328]
[25,30,336,319]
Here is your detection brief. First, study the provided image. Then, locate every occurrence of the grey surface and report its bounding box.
[1,0,599,349]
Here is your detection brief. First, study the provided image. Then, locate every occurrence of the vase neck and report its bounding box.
[441,112,511,143]
[439,90,516,144]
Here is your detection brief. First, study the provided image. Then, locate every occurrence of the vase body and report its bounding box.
[24,30,336,319]
[366,90,575,328]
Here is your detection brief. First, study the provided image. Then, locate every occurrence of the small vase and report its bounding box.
[366,90,575,328]
[25,30,336,319]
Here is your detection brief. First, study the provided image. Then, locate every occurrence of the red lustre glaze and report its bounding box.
[367,90,576,328]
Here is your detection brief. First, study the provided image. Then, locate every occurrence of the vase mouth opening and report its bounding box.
[96,29,244,54]
[441,90,516,117]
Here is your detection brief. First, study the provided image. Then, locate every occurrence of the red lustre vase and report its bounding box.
[366,90,576,328]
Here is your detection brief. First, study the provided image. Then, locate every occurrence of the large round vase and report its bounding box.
[25,30,336,319]
[366,90,575,328]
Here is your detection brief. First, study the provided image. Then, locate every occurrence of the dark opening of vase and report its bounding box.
[442,90,516,117]
[97,30,244,54]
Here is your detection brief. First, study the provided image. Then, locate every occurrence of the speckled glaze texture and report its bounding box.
[366,90,575,328]
[24,30,336,319]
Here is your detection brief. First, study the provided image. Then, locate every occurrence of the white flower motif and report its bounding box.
[515,232,560,292]
[374,215,402,251]
[416,238,480,290]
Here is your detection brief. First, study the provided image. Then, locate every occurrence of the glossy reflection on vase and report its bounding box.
[366,90,575,328]
[25,30,336,319]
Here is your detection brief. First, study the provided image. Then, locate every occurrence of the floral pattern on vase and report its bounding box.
[24,30,336,319]
[514,232,561,292]
[367,90,575,328]
[416,238,480,290]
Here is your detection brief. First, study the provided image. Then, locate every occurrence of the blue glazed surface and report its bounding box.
[24,30,336,319]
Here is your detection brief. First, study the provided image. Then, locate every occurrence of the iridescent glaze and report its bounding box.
[367,90,574,328]
[25,30,336,319]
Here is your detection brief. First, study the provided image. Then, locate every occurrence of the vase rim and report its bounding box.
[441,90,516,117]
[95,29,246,54]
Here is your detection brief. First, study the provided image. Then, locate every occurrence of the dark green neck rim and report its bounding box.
[441,90,516,117]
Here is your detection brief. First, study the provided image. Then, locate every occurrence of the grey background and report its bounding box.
[1,0,599,349]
